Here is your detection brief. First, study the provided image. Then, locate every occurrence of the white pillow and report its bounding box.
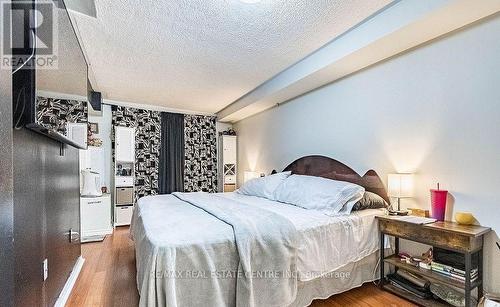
[236,171,291,200]
[274,174,365,216]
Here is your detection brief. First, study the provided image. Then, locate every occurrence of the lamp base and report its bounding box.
[389,197,409,216]
[388,209,409,216]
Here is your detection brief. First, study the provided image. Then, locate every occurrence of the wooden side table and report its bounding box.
[377,216,491,307]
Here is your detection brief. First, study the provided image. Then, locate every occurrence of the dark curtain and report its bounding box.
[159,112,185,194]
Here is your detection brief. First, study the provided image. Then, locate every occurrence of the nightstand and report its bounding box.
[376,216,491,307]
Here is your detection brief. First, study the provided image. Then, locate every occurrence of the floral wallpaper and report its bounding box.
[36,96,87,134]
[184,115,218,193]
[112,106,161,201]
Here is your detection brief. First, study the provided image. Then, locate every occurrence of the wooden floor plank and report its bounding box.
[66,227,414,307]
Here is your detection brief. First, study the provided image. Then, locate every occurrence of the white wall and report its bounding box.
[88,105,113,189]
[234,15,500,292]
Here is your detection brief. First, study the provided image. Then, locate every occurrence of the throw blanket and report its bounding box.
[173,192,299,307]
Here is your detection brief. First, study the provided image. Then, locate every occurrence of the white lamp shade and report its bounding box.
[244,171,259,183]
[388,173,413,198]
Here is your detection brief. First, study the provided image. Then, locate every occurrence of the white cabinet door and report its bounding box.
[115,126,135,162]
[115,205,134,226]
[223,136,237,164]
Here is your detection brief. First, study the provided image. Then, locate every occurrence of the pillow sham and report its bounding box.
[236,171,291,200]
[352,191,389,211]
[274,174,365,216]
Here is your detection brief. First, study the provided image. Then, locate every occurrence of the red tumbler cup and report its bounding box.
[430,189,448,221]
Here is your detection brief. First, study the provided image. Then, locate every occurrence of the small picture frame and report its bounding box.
[89,122,99,134]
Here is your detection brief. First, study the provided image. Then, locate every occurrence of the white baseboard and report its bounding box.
[54,256,85,307]
[82,227,113,238]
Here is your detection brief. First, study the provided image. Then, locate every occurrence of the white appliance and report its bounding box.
[79,146,105,190]
[80,194,112,242]
[81,170,102,197]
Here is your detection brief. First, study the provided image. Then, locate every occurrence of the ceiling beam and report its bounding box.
[217,0,500,123]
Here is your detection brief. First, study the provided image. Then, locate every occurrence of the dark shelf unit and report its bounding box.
[26,123,87,149]
[377,217,490,307]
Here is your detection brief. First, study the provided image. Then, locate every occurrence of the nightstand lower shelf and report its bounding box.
[384,255,481,290]
[382,283,449,307]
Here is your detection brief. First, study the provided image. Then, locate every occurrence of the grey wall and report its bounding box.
[12,129,81,307]
[235,15,500,291]
[0,36,14,307]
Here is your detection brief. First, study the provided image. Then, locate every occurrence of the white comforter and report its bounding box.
[130,192,382,307]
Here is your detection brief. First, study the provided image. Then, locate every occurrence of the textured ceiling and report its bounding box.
[72,0,391,113]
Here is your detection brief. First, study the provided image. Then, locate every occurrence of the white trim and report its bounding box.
[104,98,215,116]
[36,91,216,116]
[54,256,85,307]
[82,228,113,238]
[37,90,88,102]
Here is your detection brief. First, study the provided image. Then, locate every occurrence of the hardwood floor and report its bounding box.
[67,227,138,307]
[67,227,414,307]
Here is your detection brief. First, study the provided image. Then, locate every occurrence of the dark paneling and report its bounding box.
[13,129,46,307]
[44,143,80,306]
[0,42,14,307]
[13,129,81,306]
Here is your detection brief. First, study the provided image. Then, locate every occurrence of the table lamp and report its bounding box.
[388,173,414,215]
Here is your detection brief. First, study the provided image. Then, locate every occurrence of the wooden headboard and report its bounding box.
[282,155,390,204]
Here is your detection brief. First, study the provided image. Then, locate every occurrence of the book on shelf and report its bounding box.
[431,261,478,276]
[419,261,432,270]
[431,267,477,278]
[450,272,477,282]
[431,262,478,283]
[431,261,477,273]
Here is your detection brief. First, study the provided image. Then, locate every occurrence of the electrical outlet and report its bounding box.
[43,259,48,281]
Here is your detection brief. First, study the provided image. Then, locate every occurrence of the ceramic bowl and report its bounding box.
[455,212,475,225]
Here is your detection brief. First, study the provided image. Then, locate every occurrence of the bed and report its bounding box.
[130,155,390,307]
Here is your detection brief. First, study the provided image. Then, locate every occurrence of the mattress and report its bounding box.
[222,192,383,280]
[130,192,384,306]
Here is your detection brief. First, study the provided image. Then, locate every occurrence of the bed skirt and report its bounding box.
[290,250,383,307]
